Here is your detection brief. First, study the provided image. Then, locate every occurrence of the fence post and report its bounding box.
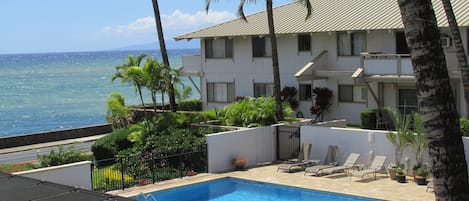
[90,162,94,191]
[120,157,125,190]
[179,154,184,178]
[151,152,155,184]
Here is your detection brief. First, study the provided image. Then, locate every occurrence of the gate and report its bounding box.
[276,126,301,161]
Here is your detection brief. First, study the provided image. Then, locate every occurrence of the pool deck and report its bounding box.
[108,164,435,200]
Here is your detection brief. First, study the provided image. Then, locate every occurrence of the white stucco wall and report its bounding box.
[14,161,91,190]
[206,126,276,173]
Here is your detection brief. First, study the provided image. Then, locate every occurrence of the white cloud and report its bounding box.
[100,10,235,38]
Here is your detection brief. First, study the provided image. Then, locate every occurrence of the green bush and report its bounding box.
[37,145,90,167]
[178,99,202,111]
[360,109,377,129]
[92,129,133,166]
[222,97,294,127]
[460,117,469,136]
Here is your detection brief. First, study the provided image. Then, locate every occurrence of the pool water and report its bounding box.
[135,177,381,201]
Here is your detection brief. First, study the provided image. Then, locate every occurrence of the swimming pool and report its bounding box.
[135,177,381,201]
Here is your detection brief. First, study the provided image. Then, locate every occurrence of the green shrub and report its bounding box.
[37,145,90,167]
[360,109,377,129]
[92,129,133,165]
[178,99,202,111]
[460,117,469,136]
[222,97,294,127]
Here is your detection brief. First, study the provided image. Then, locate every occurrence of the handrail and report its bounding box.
[360,52,411,77]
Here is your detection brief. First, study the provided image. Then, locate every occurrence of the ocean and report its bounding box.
[0,49,200,137]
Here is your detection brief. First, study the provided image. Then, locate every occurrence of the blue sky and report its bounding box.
[0,0,292,54]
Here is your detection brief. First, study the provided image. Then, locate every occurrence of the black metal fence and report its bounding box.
[91,147,207,192]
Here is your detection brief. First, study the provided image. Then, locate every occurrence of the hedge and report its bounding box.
[360,109,377,129]
[178,99,202,111]
[91,129,133,166]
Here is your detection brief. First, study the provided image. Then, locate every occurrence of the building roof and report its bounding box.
[0,172,133,201]
[175,0,469,40]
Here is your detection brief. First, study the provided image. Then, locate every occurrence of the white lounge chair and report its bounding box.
[304,145,339,176]
[317,153,360,176]
[277,144,317,172]
[350,155,387,181]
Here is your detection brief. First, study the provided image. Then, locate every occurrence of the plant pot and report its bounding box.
[396,174,406,183]
[414,176,427,185]
[388,167,397,180]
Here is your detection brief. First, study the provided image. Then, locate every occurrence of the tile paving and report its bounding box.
[109,165,435,201]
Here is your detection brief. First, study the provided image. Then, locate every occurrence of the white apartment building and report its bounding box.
[175,0,469,125]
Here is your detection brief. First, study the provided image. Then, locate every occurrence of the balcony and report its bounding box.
[353,53,415,83]
[361,53,412,76]
[180,55,202,77]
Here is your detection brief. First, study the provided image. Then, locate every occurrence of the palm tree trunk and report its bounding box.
[398,0,469,199]
[151,91,158,112]
[266,0,284,121]
[151,0,177,112]
[137,87,147,119]
[441,0,469,117]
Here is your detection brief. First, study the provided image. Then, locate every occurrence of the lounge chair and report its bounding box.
[277,143,317,172]
[426,182,433,192]
[317,153,360,176]
[350,155,387,181]
[304,145,339,176]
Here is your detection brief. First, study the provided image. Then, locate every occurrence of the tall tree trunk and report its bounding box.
[266,0,284,121]
[441,0,469,117]
[151,0,177,112]
[398,0,469,199]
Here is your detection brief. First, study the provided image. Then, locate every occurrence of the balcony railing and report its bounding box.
[180,55,202,76]
[360,53,412,76]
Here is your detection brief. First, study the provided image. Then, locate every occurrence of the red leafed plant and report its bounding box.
[310,87,333,121]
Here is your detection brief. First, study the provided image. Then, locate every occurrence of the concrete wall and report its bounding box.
[301,126,469,174]
[0,124,112,149]
[14,161,92,190]
[206,126,276,173]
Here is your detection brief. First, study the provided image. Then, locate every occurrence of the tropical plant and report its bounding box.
[151,0,177,112]
[385,108,413,167]
[112,54,148,113]
[281,86,299,110]
[460,117,469,136]
[398,0,469,198]
[142,57,165,112]
[176,86,193,102]
[222,97,294,127]
[106,93,133,129]
[410,112,426,167]
[206,0,313,122]
[310,87,333,121]
[37,145,90,167]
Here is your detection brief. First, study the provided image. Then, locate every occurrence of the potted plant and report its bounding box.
[414,165,429,185]
[232,158,248,170]
[396,166,406,183]
[386,108,413,180]
[409,112,427,178]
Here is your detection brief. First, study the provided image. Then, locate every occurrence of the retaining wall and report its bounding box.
[0,124,112,149]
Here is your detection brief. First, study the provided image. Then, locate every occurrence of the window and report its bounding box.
[298,34,311,51]
[254,83,274,97]
[398,88,417,116]
[337,32,366,56]
[299,84,312,101]
[252,37,272,57]
[205,38,233,58]
[338,85,367,102]
[207,82,235,103]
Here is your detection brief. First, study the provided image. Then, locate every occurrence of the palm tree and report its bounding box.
[151,0,177,112]
[397,0,469,199]
[142,57,165,112]
[441,0,469,117]
[112,54,148,112]
[206,0,313,121]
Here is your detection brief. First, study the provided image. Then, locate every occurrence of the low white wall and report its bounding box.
[14,161,91,190]
[302,126,469,174]
[312,119,347,128]
[206,126,276,173]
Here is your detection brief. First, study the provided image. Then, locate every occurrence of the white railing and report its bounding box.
[360,53,412,76]
[180,55,202,76]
